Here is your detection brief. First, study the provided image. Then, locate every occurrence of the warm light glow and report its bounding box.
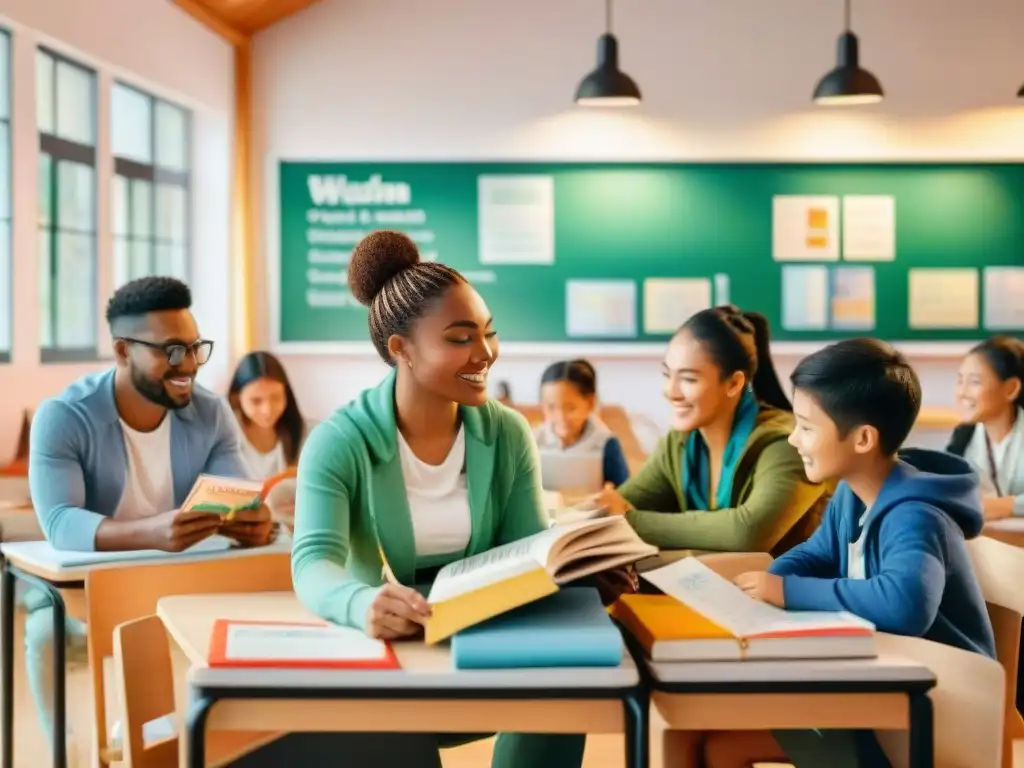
[575,95,641,107]
[813,93,884,106]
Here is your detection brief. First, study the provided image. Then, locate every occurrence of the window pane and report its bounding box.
[0,32,9,121]
[55,232,95,348]
[156,183,186,242]
[111,83,152,163]
[38,153,51,227]
[36,51,54,134]
[130,238,152,280]
[0,123,8,220]
[155,243,187,279]
[113,235,129,288]
[155,101,187,171]
[131,179,152,238]
[56,59,94,146]
[112,175,128,236]
[38,229,52,348]
[0,221,9,353]
[57,160,94,232]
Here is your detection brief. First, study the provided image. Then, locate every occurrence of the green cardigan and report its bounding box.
[620,407,827,553]
[291,369,547,631]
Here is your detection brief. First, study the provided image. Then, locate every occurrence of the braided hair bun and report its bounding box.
[347,230,421,306]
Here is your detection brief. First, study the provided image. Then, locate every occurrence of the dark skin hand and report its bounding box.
[218,504,277,547]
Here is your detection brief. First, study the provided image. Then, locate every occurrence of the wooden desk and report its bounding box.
[0,537,291,768]
[984,520,1024,548]
[157,592,648,768]
[645,643,936,768]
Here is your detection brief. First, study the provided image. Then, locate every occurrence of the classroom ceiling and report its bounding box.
[172,0,322,40]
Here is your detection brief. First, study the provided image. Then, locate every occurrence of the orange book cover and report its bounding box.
[611,593,734,652]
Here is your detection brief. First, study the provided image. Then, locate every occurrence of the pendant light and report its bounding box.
[1018,83,1024,99]
[574,0,641,107]
[813,0,883,106]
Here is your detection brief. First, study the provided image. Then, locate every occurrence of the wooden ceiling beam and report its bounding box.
[170,0,248,45]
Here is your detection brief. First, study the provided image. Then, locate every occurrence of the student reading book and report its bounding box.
[291,230,589,768]
[703,338,996,768]
[616,557,874,662]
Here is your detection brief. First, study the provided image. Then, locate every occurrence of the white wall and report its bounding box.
[0,0,234,458]
[253,0,1024,447]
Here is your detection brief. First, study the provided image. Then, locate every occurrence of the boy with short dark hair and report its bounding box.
[704,338,995,768]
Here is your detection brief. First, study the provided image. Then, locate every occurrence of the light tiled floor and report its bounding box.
[1,606,628,767]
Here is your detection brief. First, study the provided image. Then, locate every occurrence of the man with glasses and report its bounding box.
[24,276,274,757]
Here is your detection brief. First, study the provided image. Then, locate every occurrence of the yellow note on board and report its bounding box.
[807,207,829,230]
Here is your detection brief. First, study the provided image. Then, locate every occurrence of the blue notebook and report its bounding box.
[450,587,624,669]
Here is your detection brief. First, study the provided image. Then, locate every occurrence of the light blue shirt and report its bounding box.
[28,368,246,551]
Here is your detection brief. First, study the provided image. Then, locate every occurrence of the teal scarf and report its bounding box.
[683,389,759,511]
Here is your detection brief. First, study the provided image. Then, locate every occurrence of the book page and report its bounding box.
[426,518,612,603]
[642,558,872,637]
[642,557,787,637]
[223,622,388,662]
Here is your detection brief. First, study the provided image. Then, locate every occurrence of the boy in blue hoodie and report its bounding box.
[703,338,996,768]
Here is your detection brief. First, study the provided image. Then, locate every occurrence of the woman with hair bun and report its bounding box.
[291,230,586,767]
[593,305,827,555]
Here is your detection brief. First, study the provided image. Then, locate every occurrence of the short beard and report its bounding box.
[130,367,190,410]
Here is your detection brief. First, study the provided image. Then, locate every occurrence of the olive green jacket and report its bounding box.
[621,407,828,553]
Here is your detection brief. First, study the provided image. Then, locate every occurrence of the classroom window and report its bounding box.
[111,82,190,287]
[37,47,98,362]
[0,30,10,363]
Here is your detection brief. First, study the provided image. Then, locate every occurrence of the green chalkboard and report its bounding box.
[275,161,1024,347]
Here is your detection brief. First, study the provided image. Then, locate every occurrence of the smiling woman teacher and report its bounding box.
[291,230,586,767]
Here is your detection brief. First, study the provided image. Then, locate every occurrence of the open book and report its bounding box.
[420,516,656,644]
[617,557,875,661]
[181,475,266,520]
[208,619,400,669]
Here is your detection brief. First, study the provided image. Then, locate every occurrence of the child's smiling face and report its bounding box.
[789,387,859,484]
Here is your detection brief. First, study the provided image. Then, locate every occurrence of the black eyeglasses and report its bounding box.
[117,337,214,367]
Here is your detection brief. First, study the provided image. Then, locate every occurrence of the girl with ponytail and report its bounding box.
[950,335,1024,521]
[592,305,827,555]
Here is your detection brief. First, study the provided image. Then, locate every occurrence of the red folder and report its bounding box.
[208,619,401,670]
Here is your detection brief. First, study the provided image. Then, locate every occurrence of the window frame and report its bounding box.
[37,45,99,364]
[112,80,191,286]
[0,28,11,364]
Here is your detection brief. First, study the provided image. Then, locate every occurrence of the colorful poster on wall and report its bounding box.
[566,279,637,338]
[781,265,829,330]
[772,195,840,262]
[642,278,713,334]
[830,266,876,330]
[983,266,1024,330]
[908,268,979,329]
[842,195,896,262]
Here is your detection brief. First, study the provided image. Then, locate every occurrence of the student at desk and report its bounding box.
[708,339,996,768]
[26,277,275,750]
[534,359,630,494]
[291,230,587,768]
[592,306,826,554]
[947,335,1024,521]
[227,350,311,531]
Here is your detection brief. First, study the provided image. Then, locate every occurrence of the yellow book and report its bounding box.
[180,474,265,521]
[620,557,876,662]
[420,516,657,644]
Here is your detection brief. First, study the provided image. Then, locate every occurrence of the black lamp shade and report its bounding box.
[1018,82,1024,99]
[813,31,883,105]
[575,34,641,106]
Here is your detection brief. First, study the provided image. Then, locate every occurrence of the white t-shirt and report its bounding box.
[238,433,288,480]
[114,416,175,520]
[396,426,472,558]
[847,508,870,580]
[964,411,1024,498]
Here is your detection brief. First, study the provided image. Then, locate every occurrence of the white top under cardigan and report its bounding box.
[962,407,1024,516]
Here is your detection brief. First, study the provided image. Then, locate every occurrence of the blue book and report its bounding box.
[450,587,624,669]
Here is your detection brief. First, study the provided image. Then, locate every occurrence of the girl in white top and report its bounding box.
[227,351,308,530]
[949,335,1024,521]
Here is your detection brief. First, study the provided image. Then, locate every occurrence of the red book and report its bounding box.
[208,619,400,670]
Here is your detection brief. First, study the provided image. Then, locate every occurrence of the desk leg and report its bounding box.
[1,562,13,768]
[623,689,649,768]
[8,569,68,768]
[186,696,214,768]
[908,690,934,768]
